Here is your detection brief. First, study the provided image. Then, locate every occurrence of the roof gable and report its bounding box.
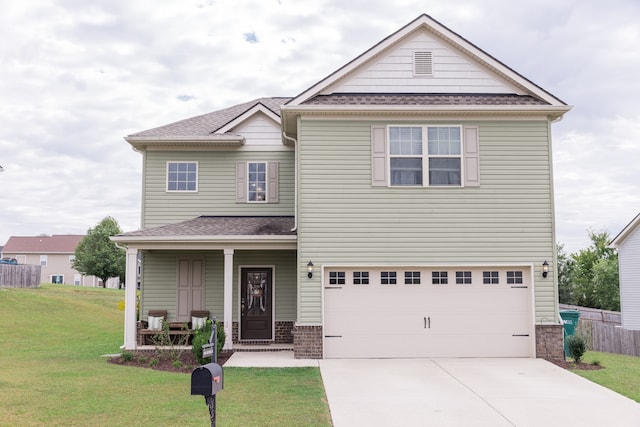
[3,235,84,254]
[612,212,640,248]
[287,14,567,107]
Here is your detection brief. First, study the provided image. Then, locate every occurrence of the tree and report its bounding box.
[556,244,574,304]
[73,217,125,288]
[561,230,620,311]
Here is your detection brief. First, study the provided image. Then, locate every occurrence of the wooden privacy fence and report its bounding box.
[560,304,640,357]
[0,264,41,288]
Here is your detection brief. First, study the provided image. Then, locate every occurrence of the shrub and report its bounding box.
[151,320,190,362]
[120,351,134,362]
[566,334,587,363]
[172,360,182,368]
[149,357,159,367]
[192,319,226,365]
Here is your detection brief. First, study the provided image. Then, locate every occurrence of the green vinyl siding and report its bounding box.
[297,119,556,324]
[140,250,296,323]
[142,150,294,228]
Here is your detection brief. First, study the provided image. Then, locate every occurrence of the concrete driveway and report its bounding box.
[319,358,640,427]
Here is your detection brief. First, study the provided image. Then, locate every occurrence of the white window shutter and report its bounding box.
[236,161,247,202]
[463,126,480,187]
[371,125,387,186]
[267,161,279,203]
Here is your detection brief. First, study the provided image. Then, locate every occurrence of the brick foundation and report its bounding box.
[536,324,564,362]
[293,324,323,359]
[230,321,294,344]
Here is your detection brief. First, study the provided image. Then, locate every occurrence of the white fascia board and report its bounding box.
[281,104,572,119]
[111,235,297,251]
[125,135,245,149]
[287,14,568,108]
[612,212,640,247]
[216,103,282,134]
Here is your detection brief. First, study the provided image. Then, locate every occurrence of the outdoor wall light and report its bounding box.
[542,260,549,278]
[307,261,314,279]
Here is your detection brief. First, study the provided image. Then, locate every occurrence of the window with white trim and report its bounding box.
[432,271,448,285]
[381,271,397,285]
[456,271,472,285]
[329,271,345,285]
[40,255,47,266]
[353,272,369,285]
[248,162,267,202]
[51,274,63,284]
[388,126,462,186]
[483,271,499,284]
[507,271,523,284]
[69,255,75,264]
[167,161,197,192]
[405,271,421,285]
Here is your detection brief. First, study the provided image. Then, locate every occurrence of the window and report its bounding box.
[236,161,279,203]
[456,271,472,285]
[405,271,421,285]
[381,271,397,285]
[69,255,75,264]
[167,162,197,192]
[74,274,81,286]
[432,271,448,285]
[507,271,523,284]
[483,271,499,284]
[329,272,345,285]
[427,127,461,186]
[388,126,462,186]
[248,162,267,202]
[353,272,369,285]
[389,127,423,185]
[51,274,63,284]
[40,255,47,266]
[371,125,479,188]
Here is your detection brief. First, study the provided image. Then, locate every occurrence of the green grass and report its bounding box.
[0,284,331,426]
[571,351,640,402]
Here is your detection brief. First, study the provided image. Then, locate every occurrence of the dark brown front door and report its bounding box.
[241,268,273,340]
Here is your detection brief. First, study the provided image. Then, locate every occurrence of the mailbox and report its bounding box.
[191,363,224,396]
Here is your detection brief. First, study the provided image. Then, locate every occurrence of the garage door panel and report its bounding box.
[323,267,533,358]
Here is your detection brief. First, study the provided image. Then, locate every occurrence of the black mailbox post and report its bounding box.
[191,363,224,395]
[191,318,223,427]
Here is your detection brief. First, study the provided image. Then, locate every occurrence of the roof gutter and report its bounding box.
[282,132,298,232]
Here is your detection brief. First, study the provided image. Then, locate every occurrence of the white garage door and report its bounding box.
[323,267,533,358]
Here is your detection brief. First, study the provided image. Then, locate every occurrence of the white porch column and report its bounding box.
[122,247,139,350]
[223,249,234,350]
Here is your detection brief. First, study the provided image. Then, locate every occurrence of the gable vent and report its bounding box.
[413,51,433,76]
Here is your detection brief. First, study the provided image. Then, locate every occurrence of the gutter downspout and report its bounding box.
[282,132,298,232]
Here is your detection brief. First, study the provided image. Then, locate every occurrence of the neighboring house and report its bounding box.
[612,212,640,330]
[114,14,571,360]
[3,235,119,288]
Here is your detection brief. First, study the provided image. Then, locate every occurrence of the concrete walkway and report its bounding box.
[224,350,319,367]
[319,358,640,427]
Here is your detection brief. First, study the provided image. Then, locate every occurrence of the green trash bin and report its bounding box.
[560,310,581,357]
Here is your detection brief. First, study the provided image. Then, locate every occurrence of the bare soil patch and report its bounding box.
[108,350,234,374]
[550,359,604,371]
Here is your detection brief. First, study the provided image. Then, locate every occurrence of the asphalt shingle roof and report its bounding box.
[3,235,85,253]
[128,97,291,138]
[118,216,296,238]
[302,93,550,106]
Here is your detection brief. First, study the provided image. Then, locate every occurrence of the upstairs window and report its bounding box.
[248,162,267,202]
[167,161,197,192]
[371,125,479,188]
[388,126,462,186]
[40,255,47,266]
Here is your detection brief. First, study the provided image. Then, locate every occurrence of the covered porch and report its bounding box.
[112,216,297,351]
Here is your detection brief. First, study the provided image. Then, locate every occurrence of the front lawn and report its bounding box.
[571,351,640,402]
[0,284,331,426]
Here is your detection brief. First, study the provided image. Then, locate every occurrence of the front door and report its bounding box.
[241,268,273,340]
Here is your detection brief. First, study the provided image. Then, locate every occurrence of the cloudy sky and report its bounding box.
[1,0,638,254]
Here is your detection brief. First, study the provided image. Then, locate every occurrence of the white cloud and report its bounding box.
[1,0,639,255]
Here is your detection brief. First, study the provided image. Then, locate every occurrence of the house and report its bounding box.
[3,235,119,288]
[612,212,640,330]
[114,14,571,360]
